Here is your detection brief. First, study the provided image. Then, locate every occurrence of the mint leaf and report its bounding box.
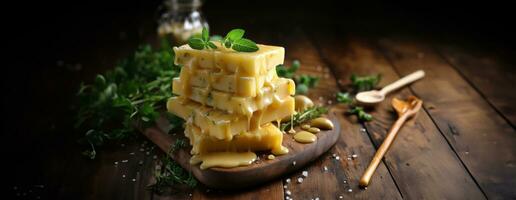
[232,38,259,52]
[225,29,245,42]
[207,41,218,49]
[188,37,205,50]
[202,27,209,42]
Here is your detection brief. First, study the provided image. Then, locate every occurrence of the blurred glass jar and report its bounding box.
[157,0,208,45]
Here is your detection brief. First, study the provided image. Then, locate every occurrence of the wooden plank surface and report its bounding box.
[437,45,516,127]
[378,38,516,199]
[311,30,486,199]
[271,28,403,199]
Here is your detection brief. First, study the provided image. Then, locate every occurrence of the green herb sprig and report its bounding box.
[276,60,319,94]
[280,106,328,131]
[351,74,381,92]
[188,28,218,50]
[336,74,381,122]
[76,38,183,159]
[188,28,259,52]
[348,106,373,121]
[149,139,197,193]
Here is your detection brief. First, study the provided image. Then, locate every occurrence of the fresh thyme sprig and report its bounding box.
[149,139,197,193]
[276,60,319,94]
[188,28,259,52]
[280,106,328,131]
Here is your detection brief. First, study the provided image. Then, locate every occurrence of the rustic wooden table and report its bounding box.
[44,26,514,199]
[8,2,516,199]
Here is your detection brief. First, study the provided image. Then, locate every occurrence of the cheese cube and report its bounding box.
[174,44,284,77]
[167,96,295,140]
[172,78,295,115]
[185,123,284,155]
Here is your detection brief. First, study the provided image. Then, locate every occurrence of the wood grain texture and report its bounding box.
[312,30,486,199]
[271,28,403,199]
[378,38,516,199]
[437,45,516,127]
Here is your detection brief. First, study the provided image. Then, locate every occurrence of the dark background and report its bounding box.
[5,0,515,198]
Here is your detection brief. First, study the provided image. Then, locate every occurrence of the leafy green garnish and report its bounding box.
[188,28,218,50]
[348,106,373,121]
[188,28,259,52]
[276,60,319,94]
[149,138,196,193]
[336,92,352,104]
[76,38,183,159]
[351,74,381,92]
[336,74,381,121]
[280,106,328,131]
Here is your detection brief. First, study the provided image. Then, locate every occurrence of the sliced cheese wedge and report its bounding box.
[167,96,295,140]
[172,78,295,116]
[185,123,284,155]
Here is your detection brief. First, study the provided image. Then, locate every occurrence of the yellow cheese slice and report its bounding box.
[174,44,284,77]
[185,123,284,155]
[167,96,295,140]
[177,66,278,97]
[172,78,295,116]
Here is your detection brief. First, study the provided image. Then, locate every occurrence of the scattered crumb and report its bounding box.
[267,154,275,160]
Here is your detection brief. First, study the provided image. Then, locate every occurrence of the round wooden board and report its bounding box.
[143,114,341,189]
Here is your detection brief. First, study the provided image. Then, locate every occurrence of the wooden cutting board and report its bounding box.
[142,114,341,189]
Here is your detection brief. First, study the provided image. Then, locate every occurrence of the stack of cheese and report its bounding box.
[166,44,295,162]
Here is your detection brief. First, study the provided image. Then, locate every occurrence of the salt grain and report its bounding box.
[297,177,304,183]
[285,178,291,183]
[352,154,358,159]
[132,178,136,182]
[292,161,297,166]
[139,148,145,152]
[343,180,347,184]
[129,152,135,155]
[284,185,288,189]
[315,197,320,200]
[323,166,328,171]
[348,188,353,193]
[286,190,292,195]
[146,152,150,155]
[122,160,128,163]
[335,156,340,160]
[153,155,158,159]
[138,160,144,165]
[122,174,126,178]
[339,195,343,199]
[302,171,308,177]
[114,162,118,165]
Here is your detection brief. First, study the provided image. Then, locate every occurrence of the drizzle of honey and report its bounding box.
[294,131,317,143]
[190,152,257,170]
[272,145,289,155]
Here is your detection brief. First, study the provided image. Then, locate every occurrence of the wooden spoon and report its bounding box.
[359,96,423,187]
[356,70,425,106]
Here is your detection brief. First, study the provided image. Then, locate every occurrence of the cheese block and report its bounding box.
[167,96,295,140]
[185,123,284,155]
[177,65,278,97]
[174,44,284,77]
[172,78,295,115]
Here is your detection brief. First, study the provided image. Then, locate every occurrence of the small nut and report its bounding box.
[307,127,321,133]
[310,117,334,130]
[301,124,311,130]
[295,95,314,112]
